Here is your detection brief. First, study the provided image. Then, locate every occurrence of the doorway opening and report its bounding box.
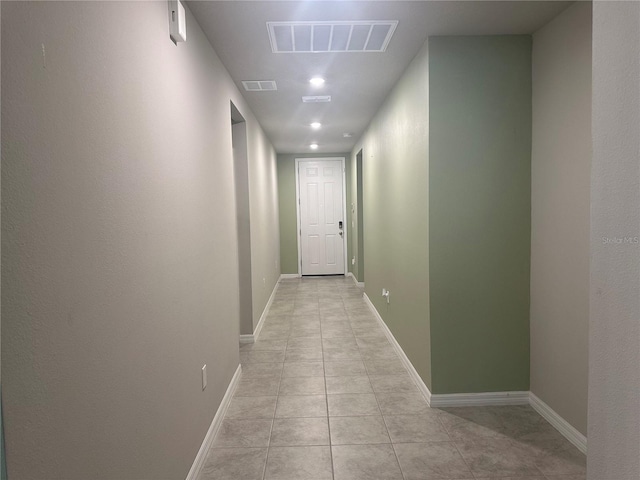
[231,102,254,340]
[356,149,365,285]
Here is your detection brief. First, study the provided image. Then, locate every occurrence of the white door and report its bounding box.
[297,158,345,275]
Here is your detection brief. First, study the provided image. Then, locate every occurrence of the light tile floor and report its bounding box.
[199,276,586,480]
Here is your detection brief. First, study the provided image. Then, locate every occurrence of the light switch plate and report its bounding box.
[169,0,187,42]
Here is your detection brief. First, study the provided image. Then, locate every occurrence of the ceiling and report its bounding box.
[188,1,572,154]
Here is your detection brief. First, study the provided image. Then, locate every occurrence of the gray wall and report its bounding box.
[351,36,531,394]
[232,120,254,335]
[1,2,278,479]
[351,40,432,388]
[588,2,640,478]
[1,1,4,466]
[530,2,591,436]
[277,153,350,275]
[347,149,365,284]
[429,36,532,393]
[247,120,280,329]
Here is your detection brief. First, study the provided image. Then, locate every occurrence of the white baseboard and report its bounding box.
[279,273,300,279]
[253,279,280,342]
[347,272,364,288]
[363,293,432,406]
[239,334,254,344]
[361,293,587,455]
[185,364,242,480]
[430,391,530,407]
[529,392,587,454]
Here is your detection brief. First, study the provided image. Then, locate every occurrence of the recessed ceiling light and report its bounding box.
[309,77,325,87]
[311,122,322,129]
[310,143,319,150]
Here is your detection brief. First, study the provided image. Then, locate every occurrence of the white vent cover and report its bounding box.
[302,95,331,103]
[267,21,398,53]
[242,80,277,92]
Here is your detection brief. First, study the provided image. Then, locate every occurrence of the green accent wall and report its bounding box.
[351,40,432,388]
[277,153,351,275]
[429,36,532,393]
[277,154,299,274]
[1,386,6,480]
[346,35,532,395]
[278,36,532,395]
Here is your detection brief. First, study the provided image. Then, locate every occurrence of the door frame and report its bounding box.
[295,157,348,276]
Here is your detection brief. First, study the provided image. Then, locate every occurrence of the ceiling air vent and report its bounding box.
[242,80,277,92]
[302,95,331,103]
[267,21,398,53]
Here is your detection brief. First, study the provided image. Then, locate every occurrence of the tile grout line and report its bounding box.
[450,439,475,479]
[369,358,406,480]
[429,395,477,479]
[239,279,581,480]
[320,291,336,480]
[261,287,289,480]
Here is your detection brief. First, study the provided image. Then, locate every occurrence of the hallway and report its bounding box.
[198,277,586,480]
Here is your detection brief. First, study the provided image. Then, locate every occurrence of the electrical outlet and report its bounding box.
[382,288,390,304]
[202,364,207,390]
[352,257,355,265]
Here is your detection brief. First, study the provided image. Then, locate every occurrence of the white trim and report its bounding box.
[363,293,432,406]
[295,157,348,276]
[364,293,527,409]
[529,392,587,454]
[252,279,280,342]
[347,272,364,287]
[185,364,242,480]
[430,391,530,407]
[239,334,254,344]
[279,273,300,280]
[361,294,588,455]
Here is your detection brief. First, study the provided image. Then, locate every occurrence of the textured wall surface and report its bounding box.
[588,2,640,478]
[429,36,531,393]
[1,2,277,478]
[530,2,591,436]
[247,123,280,328]
[351,40,432,388]
[232,121,254,336]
